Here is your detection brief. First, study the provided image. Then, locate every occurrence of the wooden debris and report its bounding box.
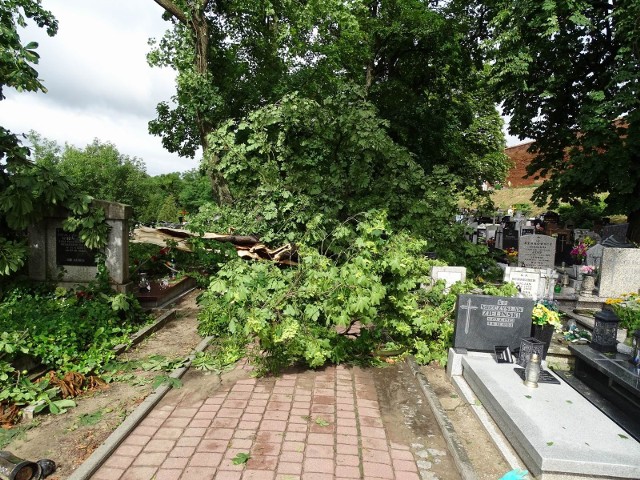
[131,227,298,265]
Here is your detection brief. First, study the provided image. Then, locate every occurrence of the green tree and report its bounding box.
[0,1,95,279]
[464,0,640,241]
[54,140,150,211]
[148,0,509,211]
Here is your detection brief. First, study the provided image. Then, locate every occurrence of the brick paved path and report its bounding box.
[92,365,423,480]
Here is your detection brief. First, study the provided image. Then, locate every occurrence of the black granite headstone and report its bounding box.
[55,229,97,267]
[503,228,519,250]
[453,294,534,352]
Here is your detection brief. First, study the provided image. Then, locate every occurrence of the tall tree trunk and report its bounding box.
[152,0,233,206]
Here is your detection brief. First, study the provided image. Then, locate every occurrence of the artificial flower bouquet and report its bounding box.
[532,301,563,333]
[579,265,596,276]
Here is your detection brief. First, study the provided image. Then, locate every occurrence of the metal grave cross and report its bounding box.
[460,298,479,335]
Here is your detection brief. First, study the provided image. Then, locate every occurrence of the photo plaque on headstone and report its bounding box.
[55,229,97,267]
[453,294,534,352]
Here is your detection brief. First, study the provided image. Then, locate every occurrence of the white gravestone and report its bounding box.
[503,267,557,300]
[518,234,556,269]
[430,266,466,292]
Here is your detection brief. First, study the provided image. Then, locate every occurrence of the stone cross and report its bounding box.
[460,298,479,334]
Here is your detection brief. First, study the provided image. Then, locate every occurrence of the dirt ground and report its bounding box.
[3,289,514,479]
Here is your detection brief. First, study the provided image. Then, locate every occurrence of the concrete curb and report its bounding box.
[67,335,214,480]
[406,356,478,480]
[112,309,177,356]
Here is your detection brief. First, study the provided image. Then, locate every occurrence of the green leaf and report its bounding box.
[314,417,329,427]
[618,434,629,440]
[232,452,250,465]
[547,441,554,446]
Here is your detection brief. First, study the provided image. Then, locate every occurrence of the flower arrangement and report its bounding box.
[579,265,596,276]
[606,293,640,333]
[532,302,563,332]
[570,242,588,263]
[505,247,518,264]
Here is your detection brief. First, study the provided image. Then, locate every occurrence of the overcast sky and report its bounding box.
[0,0,197,175]
[1,1,523,177]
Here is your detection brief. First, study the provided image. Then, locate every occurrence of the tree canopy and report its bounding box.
[461,0,640,241]
[148,0,509,251]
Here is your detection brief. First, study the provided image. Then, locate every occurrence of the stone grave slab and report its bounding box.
[518,234,556,269]
[430,266,466,291]
[602,223,629,243]
[453,294,534,352]
[461,354,640,479]
[598,247,640,298]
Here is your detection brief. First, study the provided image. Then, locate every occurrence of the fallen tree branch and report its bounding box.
[131,227,298,265]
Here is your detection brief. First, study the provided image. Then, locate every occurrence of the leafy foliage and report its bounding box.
[462,0,640,241]
[197,212,518,374]
[0,6,110,280]
[149,0,509,207]
[0,283,149,421]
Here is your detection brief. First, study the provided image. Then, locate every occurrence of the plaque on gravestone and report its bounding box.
[55,229,98,267]
[521,227,535,236]
[518,234,556,269]
[453,294,534,352]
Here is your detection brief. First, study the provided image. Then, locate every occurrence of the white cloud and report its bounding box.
[0,0,197,175]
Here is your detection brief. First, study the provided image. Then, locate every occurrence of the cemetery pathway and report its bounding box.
[7,289,512,479]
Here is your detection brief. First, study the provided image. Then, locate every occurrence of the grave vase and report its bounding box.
[532,324,555,359]
[580,274,596,295]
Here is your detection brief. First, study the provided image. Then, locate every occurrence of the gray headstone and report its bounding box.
[430,266,466,292]
[598,247,640,298]
[602,223,629,243]
[28,200,133,293]
[586,243,604,268]
[453,294,534,352]
[518,234,556,269]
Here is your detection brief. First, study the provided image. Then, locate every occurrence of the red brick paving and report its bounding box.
[91,365,425,479]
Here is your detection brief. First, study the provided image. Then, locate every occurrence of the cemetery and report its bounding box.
[448,208,640,478]
[3,1,640,479]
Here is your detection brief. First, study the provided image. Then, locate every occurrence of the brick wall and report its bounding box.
[504,141,545,187]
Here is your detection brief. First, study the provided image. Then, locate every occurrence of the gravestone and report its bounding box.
[598,247,640,298]
[503,267,546,300]
[602,223,629,243]
[572,228,590,243]
[430,266,466,292]
[502,227,518,250]
[495,226,504,250]
[518,234,556,269]
[28,200,133,292]
[586,243,604,268]
[453,294,534,352]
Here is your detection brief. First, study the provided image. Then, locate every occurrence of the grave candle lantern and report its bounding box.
[590,309,620,353]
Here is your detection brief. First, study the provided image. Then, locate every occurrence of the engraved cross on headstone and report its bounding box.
[460,298,479,334]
